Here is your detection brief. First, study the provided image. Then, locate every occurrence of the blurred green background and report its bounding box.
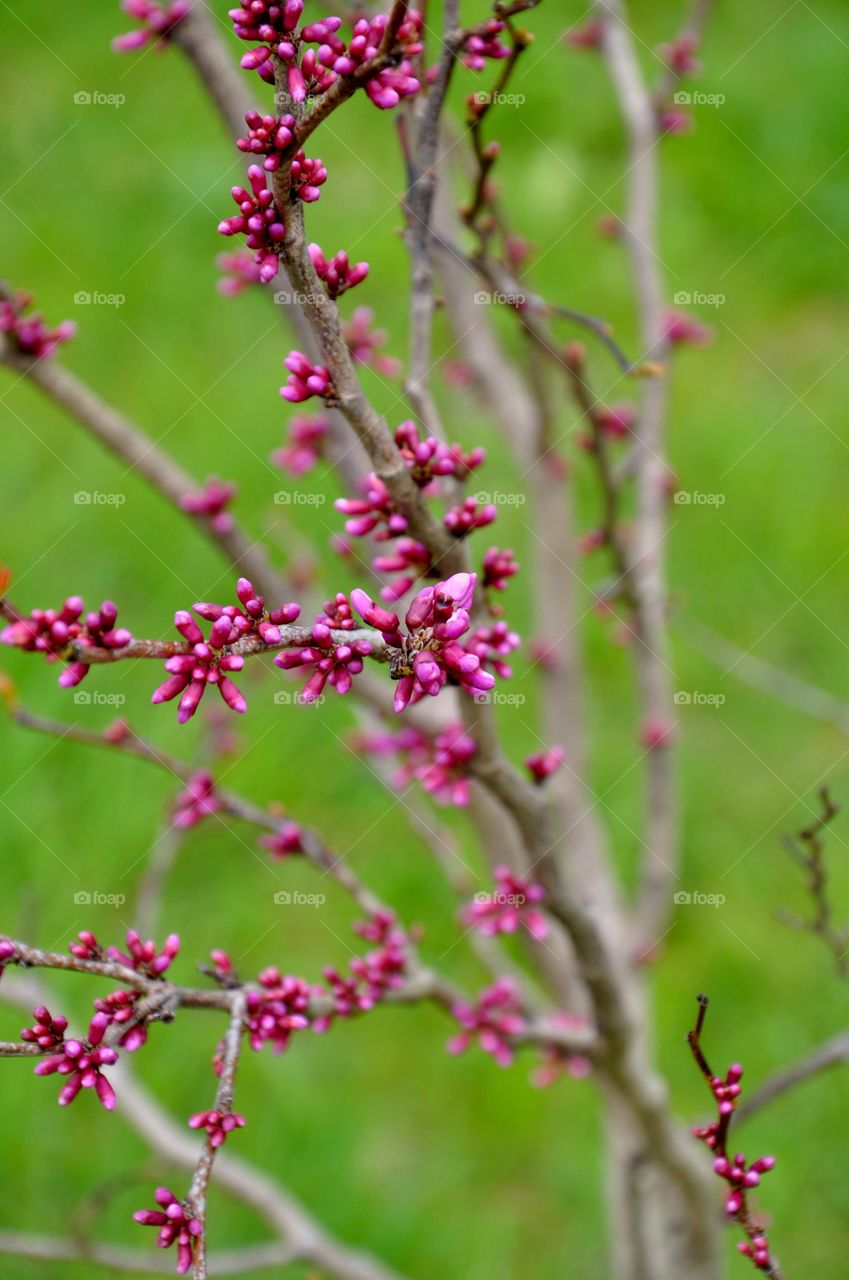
[2,1,849,1276]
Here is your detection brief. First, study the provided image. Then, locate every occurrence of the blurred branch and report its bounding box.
[779,789,849,980]
[0,1232,298,1275]
[737,1027,849,1124]
[0,337,288,604]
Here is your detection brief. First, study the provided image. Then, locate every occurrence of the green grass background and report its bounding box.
[2,1,849,1275]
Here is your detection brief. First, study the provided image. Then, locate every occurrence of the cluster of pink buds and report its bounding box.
[230,0,306,86]
[372,537,432,602]
[21,1005,67,1051]
[291,151,328,202]
[660,31,701,75]
[237,110,295,171]
[466,620,521,681]
[275,592,371,701]
[173,771,222,829]
[526,745,565,784]
[348,911,407,1003]
[713,1153,777,1217]
[218,165,285,285]
[259,820,304,858]
[188,1109,246,1147]
[531,1013,593,1087]
[134,1188,201,1275]
[0,291,75,359]
[482,546,519,595]
[308,243,369,299]
[0,938,15,979]
[565,19,603,51]
[659,105,692,136]
[113,0,189,51]
[152,611,247,723]
[357,722,476,807]
[33,1010,117,1110]
[461,20,510,70]
[444,496,497,537]
[280,350,335,403]
[336,473,407,540]
[194,577,301,647]
[351,574,497,712]
[447,978,526,1068]
[462,867,549,941]
[246,970,311,1052]
[108,929,180,978]
[661,308,713,346]
[216,250,266,295]
[343,307,401,376]
[395,421,485,486]
[320,11,423,109]
[271,412,329,475]
[739,1235,774,1271]
[1,596,131,687]
[69,929,102,960]
[595,401,637,439]
[93,988,148,1052]
[179,477,237,534]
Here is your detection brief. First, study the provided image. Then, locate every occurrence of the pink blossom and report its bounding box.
[236,110,296,171]
[531,1013,593,1087]
[173,770,222,829]
[69,930,101,960]
[291,151,328,202]
[343,307,401,376]
[462,867,548,941]
[152,610,249,724]
[357,722,476,807]
[107,929,180,977]
[309,243,369,299]
[229,0,305,85]
[218,165,285,285]
[482,547,519,594]
[526,745,565,784]
[2,596,131,688]
[565,20,603,51]
[659,32,701,76]
[640,715,675,750]
[466,621,521,680]
[33,1010,118,1110]
[659,107,692,136]
[179,477,237,534]
[444,497,497,537]
[461,20,510,70]
[94,988,149,1052]
[259,821,304,858]
[371,538,431,602]
[0,290,75,358]
[193,577,301,647]
[596,402,637,437]
[188,1109,246,1147]
[661,308,714,346]
[336,473,408,540]
[395,421,485,486]
[245,970,311,1052]
[318,11,422,109]
[447,979,526,1067]
[275,593,371,701]
[113,0,189,52]
[272,413,330,475]
[134,1187,201,1275]
[216,250,266,295]
[21,1005,68,1051]
[280,349,335,403]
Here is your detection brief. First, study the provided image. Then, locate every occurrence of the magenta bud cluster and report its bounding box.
[1,596,131,688]
[218,165,285,284]
[525,745,565,784]
[237,110,296,170]
[0,291,75,359]
[33,1010,118,1110]
[188,1109,246,1147]
[275,592,371,701]
[173,770,222,829]
[482,546,519,594]
[179,478,237,533]
[395,420,485,486]
[271,412,329,475]
[280,350,335,403]
[107,929,180,977]
[448,978,526,1068]
[134,1188,201,1275]
[343,307,402,376]
[308,243,369,299]
[113,0,189,52]
[463,867,549,941]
